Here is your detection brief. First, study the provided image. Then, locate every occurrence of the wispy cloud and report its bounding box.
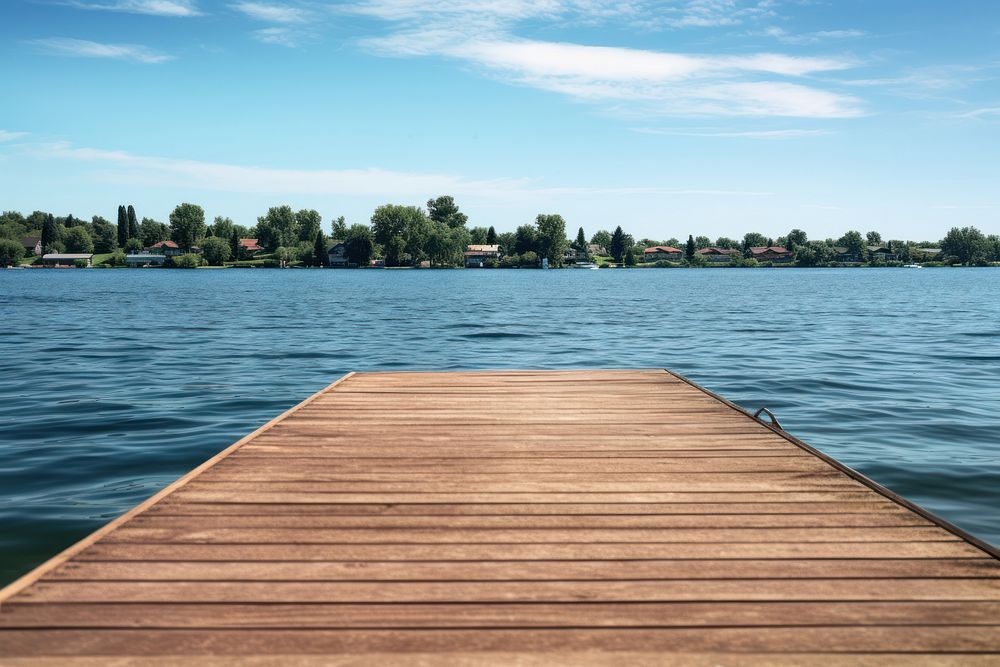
[351,1,863,119]
[230,1,309,23]
[26,38,173,63]
[25,140,773,199]
[252,27,299,46]
[633,127,831,138]
[759,26,866,45]
[955,107,1000,119]
[0,130,30,142]
[65,0,202,17]
[365,33,863,118]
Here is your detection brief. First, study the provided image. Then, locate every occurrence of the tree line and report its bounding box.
[1,197,998,267]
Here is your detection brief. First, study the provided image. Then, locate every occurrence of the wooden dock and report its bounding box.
[2,369,998,663]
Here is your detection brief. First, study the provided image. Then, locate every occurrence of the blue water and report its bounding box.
[1,267,998,582]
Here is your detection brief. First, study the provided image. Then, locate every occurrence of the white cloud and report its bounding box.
[230,1,309,23]
[26,141,773,199]
[760,26,865,45]
[66,0,202,16]
[633,127,830,138]
[955,107,1000,119]
[252,27,299,46]
[26,38,173,64]
[0,131,29,142]
[365,33,863,118]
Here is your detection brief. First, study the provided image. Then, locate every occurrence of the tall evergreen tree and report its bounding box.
[575,227,586,250]
[127,205,139,240]
[486,226,497,245]
[117,205,128,248]
[230,229,241,259]
[609,226,626,262]
[64,214,76,228]
[686,235,695,260]
[313,229,328,267]
[41,213,59,250]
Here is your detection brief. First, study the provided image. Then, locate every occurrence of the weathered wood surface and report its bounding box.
[1,369,998,663]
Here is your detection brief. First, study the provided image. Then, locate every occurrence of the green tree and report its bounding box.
[127,205,139,240]
[787,229,808,249]
[514,224,537,255]
[229,229,241,259]
[0,238,23,266]
[371,204,428,266]
[63,226,94,253]
[345,224,374,266]
[427,195,468,228]
[838,230,867,260]
[313,229,328,267]
[117,205,129,248]
[624,246,636,266]
[41,213,60,251]
[210,216,235,240]
[124,238,143,253]
[590,229,612,251]
[486,226,497,245]
[139,218,169,247]
[867,231,882,245]
[468,226,490,245]
[694,235,711,249]
[425,221,454,266]
[534,214,568,267]
[685,235,696,260]
[256,205,297,251]
[201,236,231,265]
[609,226,626,262]
[64,214,77,228]
[91,216,117,253]
[330,215,347,239]
[575,227,587,250]
[942,226,989,265]
[715,236,739,249]
[741,232,767,256]
[169,203,206,249]
[296,209,322,243]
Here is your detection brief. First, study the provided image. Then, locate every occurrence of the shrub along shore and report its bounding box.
[2,197,997,268]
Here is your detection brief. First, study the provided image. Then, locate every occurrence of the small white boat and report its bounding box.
[573,262,599,269]
[904,264,923,269]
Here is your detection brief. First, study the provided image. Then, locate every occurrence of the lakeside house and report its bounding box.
[588,243,607,257]
[749,246,794,263]
[238,238,264,254]
[21,236,42,256]
[912,247,942,261]
[867,245,898,261]
[124,253,168,267]
[465,244,500,268]
[41,253,93,267]
[696,247,739,263]
[149,240,184,257]
[643,246,683,262]
[327,240,349,267]
[832,246,861,263]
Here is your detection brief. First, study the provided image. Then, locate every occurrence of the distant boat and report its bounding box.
[904,264,923,269]
[573,262,598,269]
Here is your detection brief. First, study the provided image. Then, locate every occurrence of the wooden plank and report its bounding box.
[2,369,997,661]
[5,601,1000,629]
[45,558,1000,582]
[76,541,985,561]
[3,627,1000,656]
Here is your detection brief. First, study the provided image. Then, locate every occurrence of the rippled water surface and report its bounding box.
[1,267,998,582]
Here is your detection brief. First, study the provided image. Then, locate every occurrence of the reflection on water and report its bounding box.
[1,267,998,582]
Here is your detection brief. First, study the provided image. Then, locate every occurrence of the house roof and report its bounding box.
[238,238,263,249]
[697,247,737,255]
[42,253,93,259]
[644,246,682,253]
[467,244,499,252]
[867,245,893,253]
[151,240,179,248]
[21,236,40,247]
[749,246,791,255]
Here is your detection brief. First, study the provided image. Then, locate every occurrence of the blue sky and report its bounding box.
[2,0,999,240]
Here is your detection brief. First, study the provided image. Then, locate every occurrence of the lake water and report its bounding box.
[2,267,998,583]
